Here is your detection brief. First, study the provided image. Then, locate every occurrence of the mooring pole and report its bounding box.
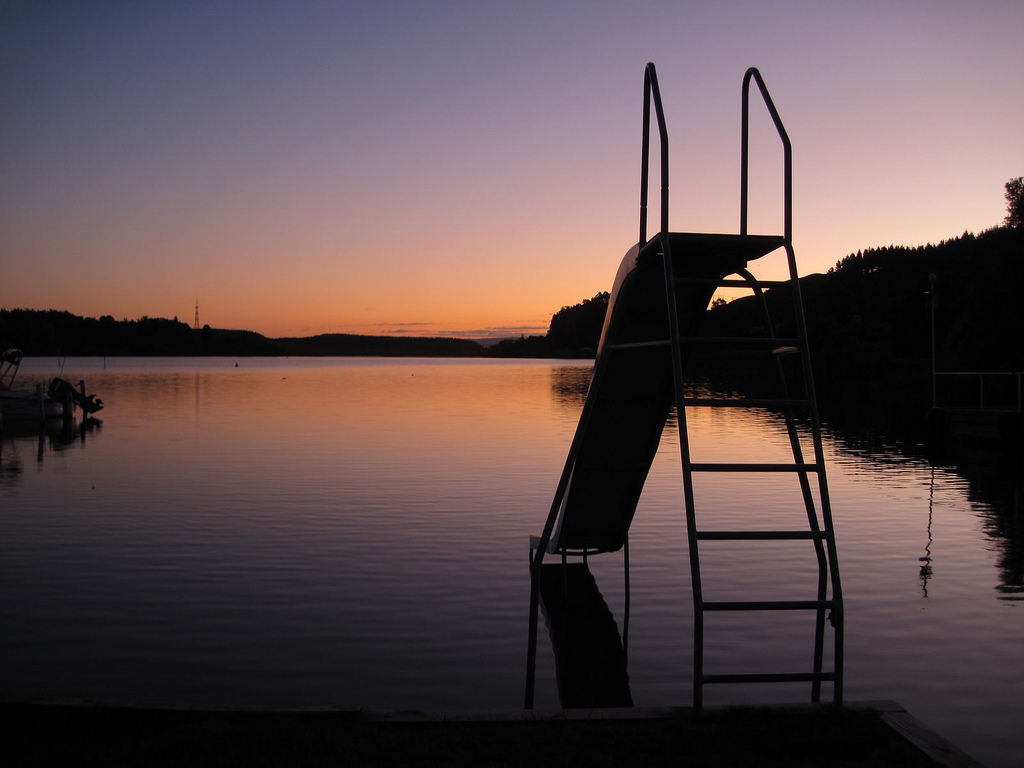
[929,274,937,409]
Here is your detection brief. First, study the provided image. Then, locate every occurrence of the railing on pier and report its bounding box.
[934,371,1023,411]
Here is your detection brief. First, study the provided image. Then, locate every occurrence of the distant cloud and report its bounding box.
[274,320,548,341]
[381,327,431,336]
[436,325,548,342]
[370,321,549,341]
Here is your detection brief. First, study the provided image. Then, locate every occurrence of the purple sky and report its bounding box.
[2,1,1021,339]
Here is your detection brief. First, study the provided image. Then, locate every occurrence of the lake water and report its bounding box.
[2,357,1021,767]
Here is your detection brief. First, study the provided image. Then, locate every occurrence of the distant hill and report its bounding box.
[0,310,483,358]
[272,333,483,357]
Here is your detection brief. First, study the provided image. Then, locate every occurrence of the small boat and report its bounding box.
[0,349,64,421]
[49,376,104,415]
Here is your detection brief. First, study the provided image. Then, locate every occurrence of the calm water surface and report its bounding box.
[2,357,1021,767]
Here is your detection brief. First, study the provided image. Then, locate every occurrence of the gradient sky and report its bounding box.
[2,1,1021,340]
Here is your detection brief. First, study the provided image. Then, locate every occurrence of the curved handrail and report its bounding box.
[640,62,670,246]
[741,67,792,243]
[0,348,23,389]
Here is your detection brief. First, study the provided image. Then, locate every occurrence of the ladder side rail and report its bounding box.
[679,263,835,707]
[741,67,792,243]
[738,267,822,534]
[740,61,844,703]
[657,232,707,711]
[740,266,832,702]
[640,62,670,246]
[782,242,845,704]
[640,62,700,706]
[810,416,843,704]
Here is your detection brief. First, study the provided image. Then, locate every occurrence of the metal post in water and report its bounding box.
[929,274,937,408]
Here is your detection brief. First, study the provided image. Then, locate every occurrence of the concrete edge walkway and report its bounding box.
[864,701,986,768]
[362,700,984,768]
[2,698,986,767]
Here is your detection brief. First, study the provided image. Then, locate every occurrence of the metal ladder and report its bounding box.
[641,63,844,709]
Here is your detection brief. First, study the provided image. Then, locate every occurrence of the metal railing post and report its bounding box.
[742,68,792,243]
[929,274,937,408]
[641,62,670,245]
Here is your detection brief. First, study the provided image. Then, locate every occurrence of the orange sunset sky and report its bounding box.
[2,1,1022,341]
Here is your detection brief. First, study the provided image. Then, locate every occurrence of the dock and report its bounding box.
[927,406,1023,454]
[0,700,984,767]
[928,370,1023,453]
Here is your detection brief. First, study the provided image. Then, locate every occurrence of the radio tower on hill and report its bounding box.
[193,300,200,330]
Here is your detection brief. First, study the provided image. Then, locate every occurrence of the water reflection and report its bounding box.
[919,466,935,598]
[2,358,1022,768]
[819,407,1024,601]
[550,363,591,406]
[0,417,102,486]
[935,447,1024,601]
[530,562,632,709]
[532,371,843,710]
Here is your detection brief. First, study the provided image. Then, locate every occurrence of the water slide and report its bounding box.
[528,63,843,712]
[533,232,783,557]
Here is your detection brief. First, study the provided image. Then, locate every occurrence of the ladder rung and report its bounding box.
[683,397,809,409]
[681,336,801,348]
[583,460,659,471]
[703,599,833,611]
[690,462,820,473]
[604,340,671,351]
[605,337,801,352]
[696,530,828,541]
[676,277,791,289]
[702,671,836,685]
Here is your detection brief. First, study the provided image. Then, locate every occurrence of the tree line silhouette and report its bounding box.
[0,311,482,357]
[4,179,1020,388]
[3,226,1019,373]
[483,292,610,358]
[702,224,1022,426]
